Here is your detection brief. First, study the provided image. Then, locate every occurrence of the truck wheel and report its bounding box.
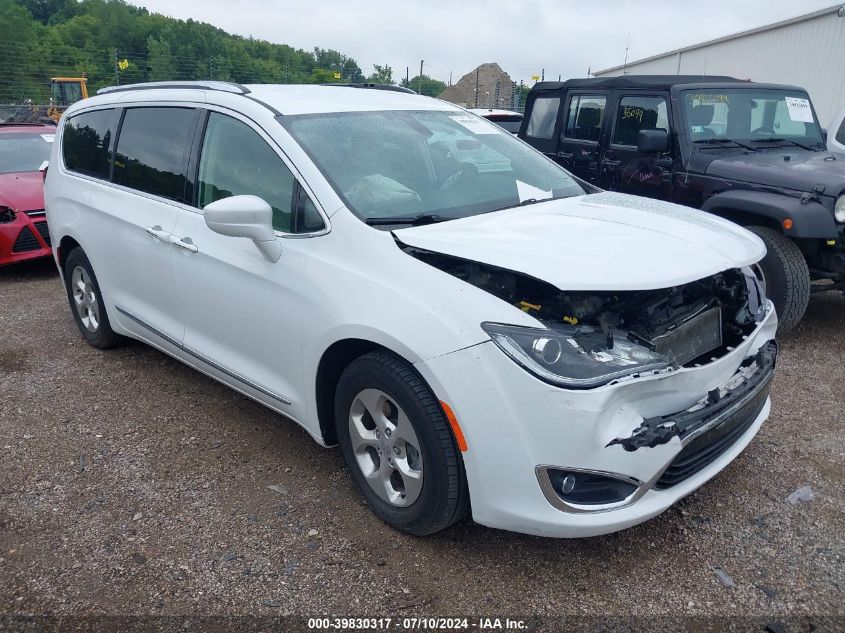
[746,226,810,335]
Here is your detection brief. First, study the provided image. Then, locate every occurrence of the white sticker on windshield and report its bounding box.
[449,114,502,135]
[516,180,553,203]
[785,97,813,123]
[41,134,55,143]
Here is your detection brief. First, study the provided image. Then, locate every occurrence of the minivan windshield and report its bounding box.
[281,110,586,223]
[682,89,825,148]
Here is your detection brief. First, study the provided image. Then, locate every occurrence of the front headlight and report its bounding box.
[835,195,845,224]
[482,322,670,389]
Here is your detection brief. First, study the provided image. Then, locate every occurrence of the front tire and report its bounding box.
[746,226,810,335]
[63,247,120,349]
[334,351,469,536]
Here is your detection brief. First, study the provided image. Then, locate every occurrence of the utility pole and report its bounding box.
[114,49,119,86]
[449,70,452,86]
[541,68,545,81]
[623,32,630,74]
[406,66,409,85]
[474,68,479,108]
[418,60,424,95]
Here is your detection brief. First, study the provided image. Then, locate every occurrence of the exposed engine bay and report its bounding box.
[402,244,767,371]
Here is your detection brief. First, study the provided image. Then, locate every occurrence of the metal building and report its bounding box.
[593,5,845,125]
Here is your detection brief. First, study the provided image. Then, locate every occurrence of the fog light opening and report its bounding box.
[548,469,638,506]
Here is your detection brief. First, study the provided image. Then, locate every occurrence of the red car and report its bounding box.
[0,123,55,265]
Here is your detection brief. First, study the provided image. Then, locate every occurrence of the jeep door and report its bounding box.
[555,91,610,185]
[169,109,323,423]
[600,92,675,200]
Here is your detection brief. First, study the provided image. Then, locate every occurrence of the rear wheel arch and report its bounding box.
[58,235,81,271]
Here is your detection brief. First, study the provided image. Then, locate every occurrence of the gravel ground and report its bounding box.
[0,258,843,631]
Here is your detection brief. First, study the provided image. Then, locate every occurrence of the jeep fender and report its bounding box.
[701,190,837,239]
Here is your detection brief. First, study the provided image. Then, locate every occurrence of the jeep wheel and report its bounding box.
[746,226,810,335]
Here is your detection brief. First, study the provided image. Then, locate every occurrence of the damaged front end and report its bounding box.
[402,243,769,389]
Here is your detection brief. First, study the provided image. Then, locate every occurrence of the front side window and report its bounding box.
[563,95,606,142]
[113,107,196,201]
[198,112,299,233]
[282,109,587,223]
[682,89,824,146]
[524,97,560,139]
[63,109,117,178]
[0,131,53,175]
[612,96,669,146]
[837,115,845,146]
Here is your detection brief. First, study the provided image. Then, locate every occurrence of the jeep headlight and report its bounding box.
[481,322,670,389]
[835,195,845,223]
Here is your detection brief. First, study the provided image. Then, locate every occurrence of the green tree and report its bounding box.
[401,74,446,97]
[147,36,176,81]
[366,64,394,85]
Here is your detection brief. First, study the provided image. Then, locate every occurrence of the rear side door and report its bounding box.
[63,106,199,345]
[601,92,675,200]
[556,91,610,184]
[169,109,327,422]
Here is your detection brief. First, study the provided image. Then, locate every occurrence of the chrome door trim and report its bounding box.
[114,305,292,406]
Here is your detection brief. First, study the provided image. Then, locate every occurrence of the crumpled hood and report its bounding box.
[0,171,45,212]
[394,192,766,291]
[705,149,845,196]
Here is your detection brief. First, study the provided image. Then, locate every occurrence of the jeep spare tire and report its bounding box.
[746,226,810,335]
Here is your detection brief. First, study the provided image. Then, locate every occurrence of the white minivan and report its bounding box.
[45,82,778,538]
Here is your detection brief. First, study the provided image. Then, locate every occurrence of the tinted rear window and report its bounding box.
[525,97,560,139]
[113,107,197,201]
[63,109,117,178]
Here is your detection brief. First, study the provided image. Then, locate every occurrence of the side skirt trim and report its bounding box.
[114,304,292,406]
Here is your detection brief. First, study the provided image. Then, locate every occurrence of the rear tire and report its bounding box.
[334,350,469,536]
[746,226,810,335]
[63,247,121,349]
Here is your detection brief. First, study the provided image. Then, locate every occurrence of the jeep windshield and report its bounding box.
[682,89,825,149]
[280,110,587,224]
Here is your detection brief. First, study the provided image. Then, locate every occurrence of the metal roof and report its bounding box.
[595,4,845,75]
[532,75,743,91]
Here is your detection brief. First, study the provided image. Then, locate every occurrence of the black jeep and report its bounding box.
[519,75,845,333]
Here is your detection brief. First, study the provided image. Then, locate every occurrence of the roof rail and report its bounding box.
[97,81,251,96]
[320,83,417,94]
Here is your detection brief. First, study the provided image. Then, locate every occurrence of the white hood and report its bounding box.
[394,192,766,291]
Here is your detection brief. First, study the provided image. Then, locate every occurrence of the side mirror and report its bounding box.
[203,195,281,263]
[637,129,669,153]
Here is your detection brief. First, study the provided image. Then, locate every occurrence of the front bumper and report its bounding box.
[0,210,51,266]
[415,302,778,538]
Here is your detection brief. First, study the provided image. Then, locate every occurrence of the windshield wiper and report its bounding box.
[749,137,817,151]
[364,214,445,226]
[692,138,757,151]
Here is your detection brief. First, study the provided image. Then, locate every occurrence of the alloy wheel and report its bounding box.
[348,388,424,507]
[71,265,100,332]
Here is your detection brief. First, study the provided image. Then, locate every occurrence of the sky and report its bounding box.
[133,0,837,85]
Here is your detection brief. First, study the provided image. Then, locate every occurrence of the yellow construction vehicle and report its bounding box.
[47,77,88,121]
